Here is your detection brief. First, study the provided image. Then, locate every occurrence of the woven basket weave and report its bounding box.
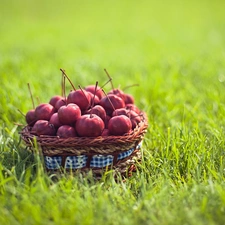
[20,113,148,177]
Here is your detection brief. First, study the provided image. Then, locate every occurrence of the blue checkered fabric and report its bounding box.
[45,156,62,169]
[90,155,114,168]
[117,148,134,160]
[117,141,142,160]
[44,141,143,170]
[65,155,88,169]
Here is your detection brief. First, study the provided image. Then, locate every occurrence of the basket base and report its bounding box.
[44,148,142,179]
[43,141,142,169]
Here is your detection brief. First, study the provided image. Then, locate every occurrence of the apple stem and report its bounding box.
[90,81,98,118]
[102,89,116,112]
[64,76,66,103]
[17,108,26,117]
[123,83,139,91]
[61,70,64,96]
[104,68,114,91]
[78,85,90,106]
[27,83,35,109]
[60,68,76,91]
[36,96,41,105]
[62,72,67,104]
[99,76,112,92]
[13,122,25,126]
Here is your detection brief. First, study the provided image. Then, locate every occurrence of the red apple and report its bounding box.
[57,125,77,138]
[86,105,106,121]
[99,94,125,116]
[125,104,140,114]
[88,92,100,105]
[25,109,37,126]
[85,85,104,99]
[128,110,141,129]
[108,115,132,135]
[124,94,135,104]
[112,109,141,129]
[108,88,125,101]
[58,103,81,125]
[75,114,104,137]
[67,89,91,111]
[35,103,55,121]
[55,98,66,111]
[49,95,63,108]
[31,120,56,136]
[112,108,129,117]
[104,115,111,129]
[49,113,63,129]
[101,129,109,136]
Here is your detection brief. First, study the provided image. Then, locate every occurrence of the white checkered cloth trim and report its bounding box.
[44,141,142,169]
[65,155,88,169]
[45,156,62,169]
[90,154,114,168]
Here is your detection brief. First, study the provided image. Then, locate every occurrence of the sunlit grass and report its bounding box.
[1,0,225,224]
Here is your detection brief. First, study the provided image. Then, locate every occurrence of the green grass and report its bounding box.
[1,0,225,224]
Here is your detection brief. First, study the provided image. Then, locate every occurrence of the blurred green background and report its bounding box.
[1,0,225,127]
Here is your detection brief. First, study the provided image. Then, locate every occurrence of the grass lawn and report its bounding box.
[1,0,225,224]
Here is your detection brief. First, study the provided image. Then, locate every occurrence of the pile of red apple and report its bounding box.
[25,75,144,138]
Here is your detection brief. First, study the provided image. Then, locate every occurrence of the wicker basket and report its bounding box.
[20,113,148,177]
